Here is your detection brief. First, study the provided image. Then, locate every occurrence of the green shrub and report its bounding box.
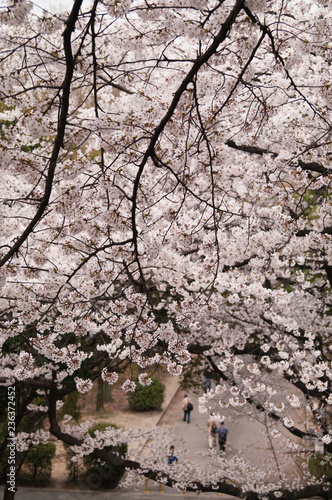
[82,423,127,489]
[308,453,332,481]
[23,442,56,484]
[0,389,50,484]
[127,377,164,411]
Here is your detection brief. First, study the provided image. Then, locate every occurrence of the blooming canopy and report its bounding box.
[0,0,331,498]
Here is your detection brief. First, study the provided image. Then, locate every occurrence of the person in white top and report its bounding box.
[181,394,193,423]
[207,415,218,449]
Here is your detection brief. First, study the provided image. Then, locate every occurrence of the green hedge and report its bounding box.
[23,442,56,484]
[127,377,164,411]
[308,453,332,481]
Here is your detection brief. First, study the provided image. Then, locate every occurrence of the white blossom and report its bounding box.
[286,394,301,408]
[121,379,136,392]
[75,378,93,394]
[283,417,294,428]
[101,368,119,385]
[322,434,332,445]
[138,373,153,386]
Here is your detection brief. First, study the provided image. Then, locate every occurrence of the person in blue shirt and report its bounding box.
[217,421,228,453]
[168,445,178,464]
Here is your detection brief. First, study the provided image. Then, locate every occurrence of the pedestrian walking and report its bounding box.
[207,414,218,449]
[182,394,193,423]
[217,421,228,453]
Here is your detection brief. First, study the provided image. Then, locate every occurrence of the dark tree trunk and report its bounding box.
[104,381,112,403]
[96,377,105,414]
[3,483,16,500]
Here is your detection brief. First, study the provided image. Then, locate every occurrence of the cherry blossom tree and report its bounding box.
[0,0,331,499]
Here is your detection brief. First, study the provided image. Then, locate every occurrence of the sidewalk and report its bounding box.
[151,383,312,498]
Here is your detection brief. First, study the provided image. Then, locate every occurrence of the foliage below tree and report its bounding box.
[308,453,332,482]
[0,386,48,488]
[128,377,165,411]
[21,442,56,484]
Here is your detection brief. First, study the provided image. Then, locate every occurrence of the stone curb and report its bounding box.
[155,383,181,427]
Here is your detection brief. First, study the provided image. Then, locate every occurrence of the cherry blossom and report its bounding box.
[0,0,331,498]
[75,378,93,394]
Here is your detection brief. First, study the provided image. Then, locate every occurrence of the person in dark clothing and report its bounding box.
[217,421,228,453]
